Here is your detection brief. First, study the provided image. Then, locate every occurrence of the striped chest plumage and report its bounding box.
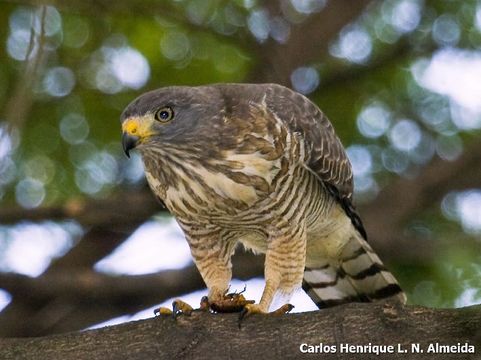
[142,124,333,237]
[141,103,288,220]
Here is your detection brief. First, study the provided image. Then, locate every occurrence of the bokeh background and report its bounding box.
[0,0,480,337]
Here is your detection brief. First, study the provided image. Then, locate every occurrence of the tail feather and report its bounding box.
[303,233,406,309]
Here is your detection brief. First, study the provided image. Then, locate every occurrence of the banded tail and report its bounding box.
[303,232,406,308]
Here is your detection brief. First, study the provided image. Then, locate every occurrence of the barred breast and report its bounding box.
[141,98,342,245]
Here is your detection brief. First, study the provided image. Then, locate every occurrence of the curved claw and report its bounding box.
[154,307,173,316]
[271,303,295,315]
[225,285,246,298]
[172,299,194,318]
[199,296,210,312]
[238,303,294,328]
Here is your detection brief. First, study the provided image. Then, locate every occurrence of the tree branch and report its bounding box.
[3,5,48,132]
[0,188,159,227]
[0,251,263,337]
[0,302,479,359]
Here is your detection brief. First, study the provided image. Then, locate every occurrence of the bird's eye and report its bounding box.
[154,107,174,123]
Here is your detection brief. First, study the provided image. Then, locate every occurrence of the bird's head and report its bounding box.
[120,86,223,158]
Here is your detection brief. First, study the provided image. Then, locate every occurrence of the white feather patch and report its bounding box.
[303,267,335,283]
[223,152,278,182]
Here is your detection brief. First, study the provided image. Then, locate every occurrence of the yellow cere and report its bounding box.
[122,116,156,139]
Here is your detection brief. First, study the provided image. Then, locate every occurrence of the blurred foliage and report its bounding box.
[0,0,480,310]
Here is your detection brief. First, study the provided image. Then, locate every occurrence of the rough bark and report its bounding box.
[0,251,264,337]
[0,302,480,360]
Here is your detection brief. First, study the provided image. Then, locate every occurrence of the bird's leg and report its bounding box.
[153,258,234,318]
[196,250,255,313]
[239,227,306,320]
[238,272,294,320]
[189,232,256,313]
[154,230,233,317]
[155,232,254,316]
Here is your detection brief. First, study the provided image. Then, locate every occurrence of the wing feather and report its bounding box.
[264,84,353,199]
[263,84,366,239]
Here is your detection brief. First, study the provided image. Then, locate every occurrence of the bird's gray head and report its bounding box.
[120,86,224,157]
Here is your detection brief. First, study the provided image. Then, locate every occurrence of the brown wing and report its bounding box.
[262,84,366,238]
[263,84,353,199]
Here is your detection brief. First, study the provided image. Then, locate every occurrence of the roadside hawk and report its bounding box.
[121,83,406,316]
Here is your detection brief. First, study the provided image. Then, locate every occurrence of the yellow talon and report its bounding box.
[271,303,295,315]
[172,299,194,317]
[239,303,294,326]
[154,307,173,316]
[199,296,210,311]
[239,303,265,321]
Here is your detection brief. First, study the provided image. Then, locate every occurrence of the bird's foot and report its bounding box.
[208,287,255,313]
[153,287,258,318]
[238,303,294,324]
[154,299,196,318]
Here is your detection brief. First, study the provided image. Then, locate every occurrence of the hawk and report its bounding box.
[121,83,406,316]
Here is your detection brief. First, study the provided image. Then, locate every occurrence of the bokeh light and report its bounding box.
[32,6,62,37]
[85,43,150,94]
[432,14,461,46]
[416,49,481,118]
[7,6,63,61]
[330,24,372,64]
[382,147,410,174]
[455,288,481,308]
[22,155,56,185]
[347,145,373,177]
[290,66,319,94]
[43,67,76,97]
[121,152,146,184]
[0,290,11,313]
[476,4,481,31]
[456,190,481,234]
[0,222,78,276]
[110,47,151,90]
[63,17,90,48]
[442,190,481,235]
[389,0,422,34]
[95,219,191,274]
[289,0,326,15]
[75,151,119,195]
[269,16,290,43]
[389,119,422,152]
[160,30,191,62]
[15,178,45,208]
[356,101,392,138]
[59,113,90,145]
[247,9,270,42]
[435,135,463,161]
[7,29,33,61]
[0,126,14,160]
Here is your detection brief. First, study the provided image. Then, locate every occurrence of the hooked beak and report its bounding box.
[122,132,139,158]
